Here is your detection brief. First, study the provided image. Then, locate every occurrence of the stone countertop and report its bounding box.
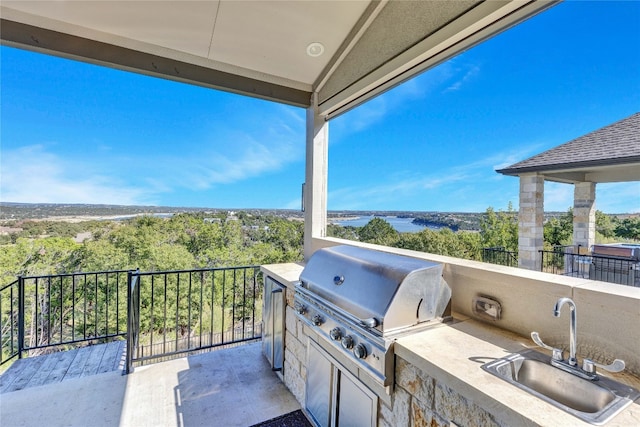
[261,262,304,288]
[395,316,640,427]
[261,263,640,426]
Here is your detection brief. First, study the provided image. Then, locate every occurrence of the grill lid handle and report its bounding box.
[359,317,379,328]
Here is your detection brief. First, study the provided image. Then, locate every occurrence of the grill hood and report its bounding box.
[299,245,451,334]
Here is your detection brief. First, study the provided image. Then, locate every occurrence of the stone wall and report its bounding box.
[380,357,503,427]
[283,287,306,405]
[281,280,504,427]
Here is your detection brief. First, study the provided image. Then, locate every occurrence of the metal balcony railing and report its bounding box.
[0,266,264,373]
[482,247,518,268]
[540,248,638,287]
[481,246,639,288]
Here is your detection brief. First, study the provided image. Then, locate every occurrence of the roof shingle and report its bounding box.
[497,112,640,175]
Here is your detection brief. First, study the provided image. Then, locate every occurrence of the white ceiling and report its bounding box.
[0,0,558,117]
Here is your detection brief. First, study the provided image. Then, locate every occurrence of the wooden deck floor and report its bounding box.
[0,340,125,394]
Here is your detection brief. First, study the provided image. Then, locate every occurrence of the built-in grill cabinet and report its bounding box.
[295,245,452,427]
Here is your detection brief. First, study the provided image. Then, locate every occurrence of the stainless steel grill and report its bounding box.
[294,245,452,386]
[590,244,640,287]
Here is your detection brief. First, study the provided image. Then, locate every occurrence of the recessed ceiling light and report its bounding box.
[306,42,325,57]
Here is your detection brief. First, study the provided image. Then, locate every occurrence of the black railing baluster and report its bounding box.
[59,276,63,345]
[34,278,39,351]
[199,271,204,348]
[82,274,86,339]
[150,275,155,355]
[72,275,76,342]
[175,273,180,353]
[188,272,192,349]
[210,271,215,346]
[94,273,98,339]
[232,269,237,342]
[18,276,25,359]
[221,270,226,344]
[105,273,109,337]
[115,273,119,334]
[242,268,246,339]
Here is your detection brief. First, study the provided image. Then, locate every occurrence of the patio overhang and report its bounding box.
[497,159,640,184]
[0,0,557,118]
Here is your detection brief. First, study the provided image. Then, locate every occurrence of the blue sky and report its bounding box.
[1,1,639,213]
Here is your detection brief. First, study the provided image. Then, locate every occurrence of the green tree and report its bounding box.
[615,217,640,241]
[327,224,358,240]
[595,210,617,240]
[395,228,481,260]
[358,217,398,246]
[544,209,573,247]
[479,204,518,252]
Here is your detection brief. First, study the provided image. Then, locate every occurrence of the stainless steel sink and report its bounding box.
[482,349,640,425]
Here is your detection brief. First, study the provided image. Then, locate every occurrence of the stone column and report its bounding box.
[518,173,544,270]
[303,93,328,260]
[573,182,596,252]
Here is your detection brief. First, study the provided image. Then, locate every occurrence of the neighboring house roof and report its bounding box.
[496,112,640,183]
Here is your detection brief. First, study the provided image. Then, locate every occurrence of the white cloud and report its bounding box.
[1,105,306,206]
[1,145,157,205]
[161,121,303,191]
[445,64,480,92]
[328,167,473,210]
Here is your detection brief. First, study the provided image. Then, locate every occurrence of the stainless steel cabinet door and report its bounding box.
[307,339,334,427]
[336,368,377,427]
[306,339,377,427]
[262,276,284,371]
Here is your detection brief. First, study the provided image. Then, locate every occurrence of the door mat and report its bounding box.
[250,409,313,427]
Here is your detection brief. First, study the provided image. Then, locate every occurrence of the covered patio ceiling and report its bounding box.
[1,0,556,119]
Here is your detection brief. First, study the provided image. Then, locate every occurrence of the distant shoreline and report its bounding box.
[32,213,174,223]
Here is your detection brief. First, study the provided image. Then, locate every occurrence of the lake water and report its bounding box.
[332,216,428,233]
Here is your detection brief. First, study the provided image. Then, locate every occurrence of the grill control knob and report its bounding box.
[295,303,307,315]
[354,344,368,359]
[341,335,354,350]
[312,314,324,326]
[329,327,342,341]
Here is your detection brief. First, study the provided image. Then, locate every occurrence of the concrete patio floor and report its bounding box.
[0,342,301,427]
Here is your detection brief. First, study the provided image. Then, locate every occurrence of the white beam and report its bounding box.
[304,94,328,260]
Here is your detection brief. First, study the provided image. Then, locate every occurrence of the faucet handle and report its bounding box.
[583,358,625,374]
[531,332,564,361]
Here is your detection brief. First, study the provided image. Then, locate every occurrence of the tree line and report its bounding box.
[0,212,303,285]
[328,204,640,260]
[1,208,639,283]
[1,208,637,363]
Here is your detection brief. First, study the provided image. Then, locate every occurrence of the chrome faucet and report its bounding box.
[554,297,577,366]
[531,297,626,381]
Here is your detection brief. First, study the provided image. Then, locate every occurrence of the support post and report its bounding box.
[303,93,329,260]
[126,269,140,374]
[17,275,24,359]
[573,182,596,252]
[518,173,545,271]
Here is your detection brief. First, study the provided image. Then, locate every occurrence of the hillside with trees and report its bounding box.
[0,212,303,285]
[1,205,638,285]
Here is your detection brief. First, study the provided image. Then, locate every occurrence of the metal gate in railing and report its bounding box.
[0,270,129,366]
[124,266,264,372]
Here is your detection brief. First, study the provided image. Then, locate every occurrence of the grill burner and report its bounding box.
[294,245,451,386]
